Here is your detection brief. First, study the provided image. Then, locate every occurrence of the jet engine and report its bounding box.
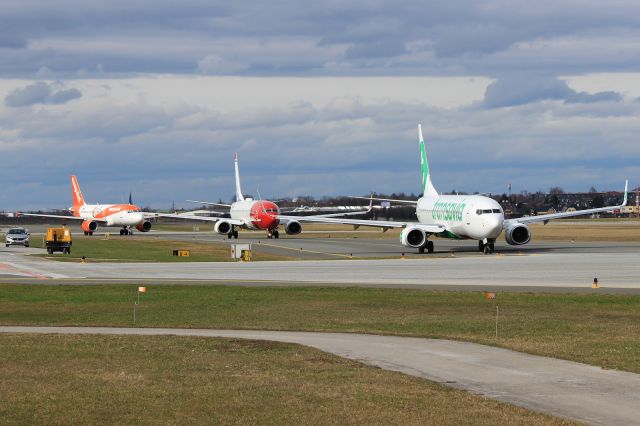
[504,223,531,245]
[400,226,427,248]
[214,221,232,235]
[136,221,152,232]
[81,220,98,233]
[284,221,302,235]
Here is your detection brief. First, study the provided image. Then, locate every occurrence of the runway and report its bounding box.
[1,242,639,292]
[2,326,639,425]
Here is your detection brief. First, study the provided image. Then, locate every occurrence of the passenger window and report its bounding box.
[476,209,482,215]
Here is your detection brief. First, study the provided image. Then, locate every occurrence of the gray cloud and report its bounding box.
[2,1,640,77]
[1,80,637,210]
[483,76,623,108]
[4,82,81,107]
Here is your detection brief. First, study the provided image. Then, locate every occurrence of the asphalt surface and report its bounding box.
[2,326,639,425]
[1,240,639,292]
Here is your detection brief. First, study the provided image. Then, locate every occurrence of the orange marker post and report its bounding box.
[484,292,498,338]
[134,286,148,323]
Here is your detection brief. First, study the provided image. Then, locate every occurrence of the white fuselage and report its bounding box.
[228,198,280,231]
[76,204,145,226]
[229,200,256,229]
[416,195,504,240]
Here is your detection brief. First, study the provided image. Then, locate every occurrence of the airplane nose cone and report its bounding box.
[486,215,504,237]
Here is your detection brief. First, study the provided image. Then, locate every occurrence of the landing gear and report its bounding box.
[273,230,279,239]
[419,240,434,254]
[119,228,130,236]
[480,240,495,255]
[267,229,280,239]
[227,227,239,239]
[84,231,94,236]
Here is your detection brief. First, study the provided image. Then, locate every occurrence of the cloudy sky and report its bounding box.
[2,0,640,210]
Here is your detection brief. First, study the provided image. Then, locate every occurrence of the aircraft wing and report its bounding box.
[186,200,232,208]
[505,180,628,226]
[349,196,418,205]
[276,214,445,233]
[151,213,245,225]
[18,213,108,223]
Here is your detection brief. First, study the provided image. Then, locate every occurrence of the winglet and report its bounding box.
[234,153,245,202]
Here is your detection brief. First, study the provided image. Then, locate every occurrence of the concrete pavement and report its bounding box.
[2,326,639,425]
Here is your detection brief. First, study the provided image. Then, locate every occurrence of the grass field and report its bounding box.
[1,285,639,374]
[0,334,572,425]
[26,235,293,262]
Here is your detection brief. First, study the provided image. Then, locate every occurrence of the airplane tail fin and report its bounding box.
[71,175,86,209]
[418,124,438,197]
[234,153,245,202]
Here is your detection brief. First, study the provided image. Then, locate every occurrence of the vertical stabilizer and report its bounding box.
[234,153,245,202]
[418,124,438,197]
[71,175,86,209]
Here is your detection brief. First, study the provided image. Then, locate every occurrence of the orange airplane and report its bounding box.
[21,175,156,235]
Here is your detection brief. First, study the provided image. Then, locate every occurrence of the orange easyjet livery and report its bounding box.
[21,176,155,235]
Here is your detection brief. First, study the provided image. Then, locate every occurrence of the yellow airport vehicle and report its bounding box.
[45,226,72,254]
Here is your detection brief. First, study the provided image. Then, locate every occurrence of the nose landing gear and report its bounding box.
[479,239,495,254]
[267,229,280,239]
[119,227,132,236]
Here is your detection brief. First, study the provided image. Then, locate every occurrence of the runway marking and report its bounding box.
[0,262,49,280]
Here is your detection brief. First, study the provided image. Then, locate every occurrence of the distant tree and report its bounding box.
[549,187,565,195]
[591,195,605,208]
[589,186,598,193]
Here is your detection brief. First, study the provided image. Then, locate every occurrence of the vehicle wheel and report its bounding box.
[273,230,279,239]
[25,244,29,247]
[427,241,434,253]
[489,243,495,254]
[84,231,88,236]
[484,245,490,255]
[233,231,239,239]
[5,244,9,247]
[478,241,484,252]
[47,248,53,254]
[418,246,425,254]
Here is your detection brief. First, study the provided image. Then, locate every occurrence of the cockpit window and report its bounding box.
[492,209,501,214]
[476,209,482,215]
[482,209,492,214]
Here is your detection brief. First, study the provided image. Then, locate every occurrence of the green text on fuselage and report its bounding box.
[431,200,466,222]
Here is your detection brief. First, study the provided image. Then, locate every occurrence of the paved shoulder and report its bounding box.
[1,326,638,425]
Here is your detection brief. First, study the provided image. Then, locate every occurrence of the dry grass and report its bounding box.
[0,334,575,425]
[28,235,294,262]
[528,222,640,242]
